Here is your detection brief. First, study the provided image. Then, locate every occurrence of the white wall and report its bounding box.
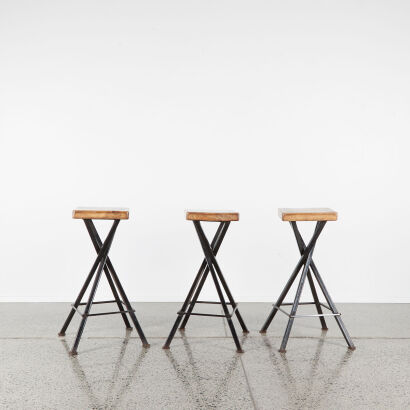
[1,0,409,303]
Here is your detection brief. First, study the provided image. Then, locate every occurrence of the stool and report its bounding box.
[163,211,249,353]
[58,207,150,355]
[260,208,355,352]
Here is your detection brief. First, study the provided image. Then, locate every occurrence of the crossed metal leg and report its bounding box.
[260,221,355,353]
[58,219,149,355]
[163,221,248,353]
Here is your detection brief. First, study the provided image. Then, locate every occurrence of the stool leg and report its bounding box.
[202,234,249,333]
[291,223,355,350]
[108,265,150,348]
[180,222,228,330]
[259,222,326,333]
[311,266,356,350]
[279,245,315,353]
[291,222,328,330]
[84,220,132,330]
[306,271,328,330]
[70,220,119,355]
[164,223,227,348]
[58,220,118,337]
[194,221,244,353]
[85,220,149,347]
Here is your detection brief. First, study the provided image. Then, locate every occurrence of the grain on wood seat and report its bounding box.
[186,210,239,222]
[278,208,337,222]
[73,207,129,220]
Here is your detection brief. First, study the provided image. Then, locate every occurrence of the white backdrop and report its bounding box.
[1,0,409,302]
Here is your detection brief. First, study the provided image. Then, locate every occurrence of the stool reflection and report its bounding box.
[164,333,247,408]
[60,331,147,409]
[260,332,354,408]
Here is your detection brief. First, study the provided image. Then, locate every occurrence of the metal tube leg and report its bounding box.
[58,263,98,337]
[291,222,327,330]
[260,222,326,333]
[70,251,108,355]
[215,270,248,333]
[58,221,118,337]
[70,221,119,355]
[291,222,355,350]
[164,223,226,348]
[311,267,356,350]
[307,271,328,330]
[163,261,212,348]
[279,246,315,353]
[179,266,209,330]
[194,221,243,353]
[84,220,132,329]
[108,267,150,348]
[196,223,249,333]
[180,222,229,329]
[85,221,150,347]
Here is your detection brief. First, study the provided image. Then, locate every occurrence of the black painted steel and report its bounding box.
[194,221,243,352]
[163,220,248,352]
[163,222,227,348]
[259,222,326,333]
[260,220,355,352]
[58,220,119,338]
[291,224,355,350]
[291,222,328,330]
[179,222,229,329]
[58,218,149,355]
[84,220,132,329]
[86,220,149,348]
[70,220,119,355]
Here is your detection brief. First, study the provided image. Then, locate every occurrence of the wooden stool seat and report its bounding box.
[73,207,129,220]
[186,210,239,222]
[279,208,337,222]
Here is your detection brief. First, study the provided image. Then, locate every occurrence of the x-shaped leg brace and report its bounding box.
[260,221,355,352]
[58,220,149,355]
[163,221,248,353]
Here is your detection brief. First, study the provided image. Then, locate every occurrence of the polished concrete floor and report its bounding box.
[1,303,410,409]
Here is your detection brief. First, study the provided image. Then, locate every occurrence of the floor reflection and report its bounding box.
[164,333,247,408]
[60,331,147,409]
[261,332,354,408]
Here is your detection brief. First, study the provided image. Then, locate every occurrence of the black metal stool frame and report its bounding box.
[260,221,355,353]
[59,219,150,355]
[163,220,249,353]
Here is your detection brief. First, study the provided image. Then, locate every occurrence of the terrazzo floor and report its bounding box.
[1,303,409,409]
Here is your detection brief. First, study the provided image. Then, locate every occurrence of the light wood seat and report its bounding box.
[279,208,337,222]
[73,207,129,220]
[186,210,239,222]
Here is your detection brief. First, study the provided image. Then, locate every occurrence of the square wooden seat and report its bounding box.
[279,208,337,222]
[186,210,239,222]
[73,207,129,220]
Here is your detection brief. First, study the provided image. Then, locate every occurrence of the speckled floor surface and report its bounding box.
[1,303,410,409]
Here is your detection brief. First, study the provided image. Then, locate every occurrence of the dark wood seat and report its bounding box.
[73,207,129,220]
[278,208,337,222]
[186,210,239,222]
